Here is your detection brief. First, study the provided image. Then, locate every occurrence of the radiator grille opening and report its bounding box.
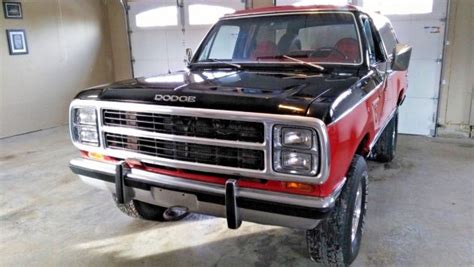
[102,109,264,143]
[105,133,265,170]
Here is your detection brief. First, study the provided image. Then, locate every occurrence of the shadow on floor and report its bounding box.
[75,226,313,267]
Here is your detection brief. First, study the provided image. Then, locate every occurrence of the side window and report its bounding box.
[361,16,385,64]
[361,17,376,64]
[380,25,397,58]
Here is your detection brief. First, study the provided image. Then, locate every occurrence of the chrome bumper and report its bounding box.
[70,158,343,229]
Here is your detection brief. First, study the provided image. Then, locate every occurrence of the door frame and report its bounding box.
[119,0,135,78]
[433,0,451,136]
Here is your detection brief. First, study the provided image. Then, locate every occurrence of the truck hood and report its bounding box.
[77,70,360,116]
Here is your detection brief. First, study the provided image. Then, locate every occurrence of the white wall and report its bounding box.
[0,0,115,138]
[107,0,133,81]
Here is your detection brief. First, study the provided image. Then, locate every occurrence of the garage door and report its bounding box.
[362,0,448,136]
[277,0,447,136]
[128,0,244,77]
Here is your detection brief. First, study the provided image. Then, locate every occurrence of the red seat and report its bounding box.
[251,41,278,60]
[335,38,360,63]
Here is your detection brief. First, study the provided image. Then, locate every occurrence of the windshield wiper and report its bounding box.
[282,55,325,71]
[201,58,241,69]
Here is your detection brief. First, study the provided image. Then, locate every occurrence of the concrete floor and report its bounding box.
[1,126,473,266]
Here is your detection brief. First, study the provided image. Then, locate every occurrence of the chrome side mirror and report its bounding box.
[392,43,412,71]
[185,48,193,64]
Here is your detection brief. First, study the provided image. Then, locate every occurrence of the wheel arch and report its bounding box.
[355,133,371,157]
[397,88,406,106]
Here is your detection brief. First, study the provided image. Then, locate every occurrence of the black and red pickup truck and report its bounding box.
[69,4,411,266]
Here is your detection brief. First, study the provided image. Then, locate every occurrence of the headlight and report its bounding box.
[74,108,97,125]
[281,151,312,171]
[76,125,99,143]
[71,107,98,146]
[281,128,312,148]
[273,126,319,176]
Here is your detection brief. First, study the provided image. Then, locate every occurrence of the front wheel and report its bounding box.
[115,199,168,221]
[306,155,368,266]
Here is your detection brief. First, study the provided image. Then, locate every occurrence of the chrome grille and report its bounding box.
[70,100,330,183]
[102,109,264,143]
[105,133,265,170]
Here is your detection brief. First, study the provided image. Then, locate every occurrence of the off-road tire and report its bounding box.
[371,111,398,162]
[306,155,368,266]
[115,199,168,221]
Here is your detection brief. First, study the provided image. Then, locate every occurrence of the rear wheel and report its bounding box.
[306,155,368,266]
[371,111,398,162]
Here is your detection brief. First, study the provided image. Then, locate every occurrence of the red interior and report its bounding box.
[251,40,278,59]
[334,38,360,63]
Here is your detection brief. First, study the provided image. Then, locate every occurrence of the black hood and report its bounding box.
[76,69,361,118]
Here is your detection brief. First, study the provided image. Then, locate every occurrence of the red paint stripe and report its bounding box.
[142,164,319,197]
[80,150,322,197]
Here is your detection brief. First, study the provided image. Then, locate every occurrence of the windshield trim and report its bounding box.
[193,11,364,67]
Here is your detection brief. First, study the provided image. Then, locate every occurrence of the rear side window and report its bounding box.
[380,25,397,57]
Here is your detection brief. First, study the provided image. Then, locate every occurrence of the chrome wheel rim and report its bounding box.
[392,123,397,147]
[351,183,363,242]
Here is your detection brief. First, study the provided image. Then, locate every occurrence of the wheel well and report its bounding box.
[397,89,405,106]
[355,133,370,157]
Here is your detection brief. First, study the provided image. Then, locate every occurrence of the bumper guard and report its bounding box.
[70,158,344,229]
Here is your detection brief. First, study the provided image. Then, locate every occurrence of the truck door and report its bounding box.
[360,16,386,131]
[379,23,400,122]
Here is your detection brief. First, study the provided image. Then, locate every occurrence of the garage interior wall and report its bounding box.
[107,0,132,81]
[0,0,117,138]
[437,0,474,137]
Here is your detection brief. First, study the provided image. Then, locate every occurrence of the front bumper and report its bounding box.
[70,158,343,229]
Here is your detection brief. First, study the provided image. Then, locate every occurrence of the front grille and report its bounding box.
[105,133,265,170]
[102,109,264,143]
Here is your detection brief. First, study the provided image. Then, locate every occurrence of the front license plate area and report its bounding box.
[151,187,199,210]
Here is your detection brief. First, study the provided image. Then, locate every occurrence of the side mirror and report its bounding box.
[185,48,193,65]
[392,43,412,71]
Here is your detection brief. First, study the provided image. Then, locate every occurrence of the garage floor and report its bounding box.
[1,126,473,266]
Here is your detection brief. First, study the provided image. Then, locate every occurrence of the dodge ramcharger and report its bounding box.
[69,5,411,266]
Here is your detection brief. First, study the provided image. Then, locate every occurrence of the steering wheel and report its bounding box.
[310,47,346,59]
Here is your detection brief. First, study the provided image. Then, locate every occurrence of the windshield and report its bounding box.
[195,12,362,65]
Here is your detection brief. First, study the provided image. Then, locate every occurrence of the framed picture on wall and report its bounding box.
[6,29,28,55]
[3,1,23,19]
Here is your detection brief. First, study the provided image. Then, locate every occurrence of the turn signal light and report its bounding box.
[88,152,105,161]
[80,150,116,162]
[284,182,314,193]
